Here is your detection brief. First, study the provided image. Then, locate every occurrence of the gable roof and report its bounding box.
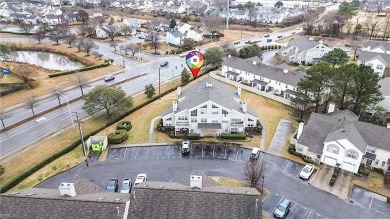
[223,56,306,87]
[0,187,130,219]
[379,77,390,97]
[162,77,257,117]
[283,37,321,53]
[170,30,182,38]
[298,110,390,154]
[128,181,262,219]
[366,40,390,52]
[358,51,390,66]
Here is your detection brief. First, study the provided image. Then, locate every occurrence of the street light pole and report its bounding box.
[72,111,86,156]
[57,91,74,128]
[158,67,161,99]
[261,175,265,194]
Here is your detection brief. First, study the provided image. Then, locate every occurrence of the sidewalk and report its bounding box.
[267,119,292,156]
[148,116,161,143]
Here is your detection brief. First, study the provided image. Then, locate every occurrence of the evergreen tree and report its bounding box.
[181,68,191,84]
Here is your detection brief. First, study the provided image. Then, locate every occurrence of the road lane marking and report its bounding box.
[29,131,38,136]
[235,150,239,160]
[369,197,373,210]
[307,211,312,219]
[283,160,290,173]
[135,147,139,159]
[146,147,149,159]
[123,148,127,160]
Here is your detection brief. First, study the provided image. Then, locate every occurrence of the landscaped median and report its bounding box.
[0,67,215,193]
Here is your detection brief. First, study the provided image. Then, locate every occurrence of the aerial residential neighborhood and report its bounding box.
[0,0,390,219]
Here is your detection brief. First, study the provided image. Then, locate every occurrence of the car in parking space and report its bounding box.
[160,61,169,67]
[264,34,270,37]
[299,164,315,179]
[104,75,115,82]
[106,178,119,192]
[135,173,147,185]
[120,178,133,193]
[273,198,291,218]
[249,148,260,161]
[277,35,282,38]
[267,39,272,42]
[138,35,144,39]
[291,31,296,34]
[182,140,190,155]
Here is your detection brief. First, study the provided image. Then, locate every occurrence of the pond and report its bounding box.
[11,51,84,71]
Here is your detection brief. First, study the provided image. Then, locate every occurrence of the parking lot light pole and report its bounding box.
[261,175,265,194]
[57,91,74,128]
[159,67,161,99]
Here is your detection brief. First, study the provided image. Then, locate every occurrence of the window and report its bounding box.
[166,117,172,121]
[366,146,376,154]
[212,110,219,115]
[297,147,303,152]
[177,116,188,121]
[222,109,228,117]
[231,118,242,124]
[375,159,379,165]
[248,118,254,122]
[201,105,207,108]
[212,105,218,108]
[212,120,218,123]
[326,144,339,154]
[191,118,197,122]
[345,150,358,160]
[222,120,228,123]
[191,109,197,116]
[201,118,207,123]
[382,161,385,166]
[376,65,383,70]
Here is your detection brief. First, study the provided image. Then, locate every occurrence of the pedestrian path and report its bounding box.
[267,119,292,156]
[148,116,161,143]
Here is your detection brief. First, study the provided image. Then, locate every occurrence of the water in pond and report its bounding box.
[11,51,84,71]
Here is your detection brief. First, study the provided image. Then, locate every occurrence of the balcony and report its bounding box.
[176,122,189,127]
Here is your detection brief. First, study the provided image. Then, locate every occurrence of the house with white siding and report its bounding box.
[161,78,258,136]
[165,31,183,46]
[222,56,306,99]
[279,37,332,65]
[357,41,390,78]
[295,109,390,174]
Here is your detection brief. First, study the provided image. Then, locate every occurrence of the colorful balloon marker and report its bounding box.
[186,51,204,78]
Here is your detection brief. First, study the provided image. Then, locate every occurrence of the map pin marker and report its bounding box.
[186,51,204,79]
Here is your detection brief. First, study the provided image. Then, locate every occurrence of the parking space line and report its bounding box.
[307,211,312,219]
[235,150,239,160]
[272,197,284,215]
[135,147,139,159]
[157,147,159,159]
[369,197,373,210]
[168,146,171,158]
[202,145,204,158]
[224,149,227,159]
[295,170,301,178]
[146,147,150,159]
[283,160,290,173]
[123,148,127,160]
[213,145,215,158]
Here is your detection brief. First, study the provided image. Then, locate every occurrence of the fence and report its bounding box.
[210,71,292,106]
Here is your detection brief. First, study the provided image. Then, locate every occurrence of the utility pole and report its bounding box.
[158,67,161,99]
[226,0,230,30]
[73,112,86,156]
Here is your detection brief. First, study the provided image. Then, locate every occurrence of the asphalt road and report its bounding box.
[38,144,388,219]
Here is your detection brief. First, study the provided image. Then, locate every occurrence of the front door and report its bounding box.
[366,159,372,166]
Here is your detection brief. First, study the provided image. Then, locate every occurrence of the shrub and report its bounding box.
[187,133,201,140]
[329,179,335,186]
[49,59,114,78]
[256,124,263,133]
[116,121,132,131]
[108,130,128,144]
[334,167,341,174]
[157,123,162,131]
[169,131,175,138]
[302,157,314,164]
[331,176,336,181]
[220,133,246,140]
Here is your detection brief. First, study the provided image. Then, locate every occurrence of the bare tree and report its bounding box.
[203,14,223,39]
[81,39,98,55]
[107,28,118,41]
[25,97,39,116]
[120,45,131,55]
[244,159,265,188]
[0,110,12,129]
[52,89,64,105]
[383,14,390,39]
[48,27,65,45]
[149,31,159,53]
[77,23,89,37]
[33,31,45,43]
[73,73,89,96]
[20,22,33,37]
[13,64,36,88]
[128,44,139,56]
[76,39,84,52]
[120,25,133,37]
[64,34,77,48]
[110,41,118,51]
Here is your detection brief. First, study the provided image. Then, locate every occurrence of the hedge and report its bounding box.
[220,133,246,140]
[48,59,114,78]
[187,134,201,140]
[0,67,214,193]
[116,121,132,131]
[108,130,128,144]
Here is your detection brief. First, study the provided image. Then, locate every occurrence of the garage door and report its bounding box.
[323,156,337,167]
[342,161,356,173]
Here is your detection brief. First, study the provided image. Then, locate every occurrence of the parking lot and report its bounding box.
[349,186,390,217]
[263,193,331,219]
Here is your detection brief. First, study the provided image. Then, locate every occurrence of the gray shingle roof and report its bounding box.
[163,77,257,117]
[223,56,306,87]
[298,110,390,154]
[379,77,390,97]
[0,188,130,219]
[128,181,262,219]
[284,37,321,52]
[170,30,182,38]
[366,40,390,52]
[358,51,390,66]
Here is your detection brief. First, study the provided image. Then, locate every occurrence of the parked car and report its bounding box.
[104,75,115,82]
[277,35,282,38]
[273,198,291,218]
[249,148,260,161]
[106,178,119,192]
[160,61,169,67]
[291,31,296,34]
[135,173,147,185]
[264,34,270,37]
[182,140,190,155]
[299,164,315,179]
[138,36,144,39]
[267,39,272,42]
[120,178,133,193]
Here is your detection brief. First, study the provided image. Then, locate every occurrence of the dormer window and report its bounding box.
[366,146,376,154]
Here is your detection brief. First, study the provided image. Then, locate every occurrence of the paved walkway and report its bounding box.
[267,119,292,156]
[148,116,161,143]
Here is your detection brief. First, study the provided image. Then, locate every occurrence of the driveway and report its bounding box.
[38,144,386,219]
[267,119,292,156]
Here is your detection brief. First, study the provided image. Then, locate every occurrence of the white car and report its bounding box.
[299,164,315,179]
[134,173,147,185]
[182,140,190,155]
[120,178,132,193]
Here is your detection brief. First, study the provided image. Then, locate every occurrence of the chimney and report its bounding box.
[58,182,76,197]
[190,175,202,189]
[177,86,182,96]
[237,86,241,96]
[241,101,247,112]
[297,122,304,139]
[327,102,335,113]
[173,101,178,112]
[252,60,257,65]
[283,69,288,74]
[387,123,390,128]
[228,54,231,58]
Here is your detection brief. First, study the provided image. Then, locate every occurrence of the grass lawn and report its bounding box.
[113,50,149,63]
[218,177,247,187]
[353,172,390,198]
[282,137,306,165]
[0,74,23,83]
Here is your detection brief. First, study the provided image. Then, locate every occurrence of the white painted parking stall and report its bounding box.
[349,186,390,217]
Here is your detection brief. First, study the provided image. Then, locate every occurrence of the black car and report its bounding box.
[160,61,169,67]
[106,178,119,192]
[277,35,282,38]
[267,39,272,42]
[104,75,115,82]
[264,34,270,37]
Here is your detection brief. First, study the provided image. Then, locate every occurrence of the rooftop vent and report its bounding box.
[58,182,76,197]
[252,60,257,65]
[190,175,202,189]
[26,193,36,196]
[10,192,20,195]
[159,185,164,188]
[97,197,105,200]
[283,69,288,74]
